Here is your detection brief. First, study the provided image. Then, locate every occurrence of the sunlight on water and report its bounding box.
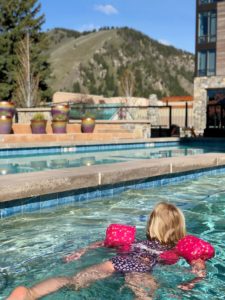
[1,173,225,299]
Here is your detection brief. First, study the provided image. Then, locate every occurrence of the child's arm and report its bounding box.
[178,259,206,290]
[63,240,104,263]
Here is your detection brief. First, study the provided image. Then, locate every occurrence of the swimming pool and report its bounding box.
[0,142,222,175]
[1,172,224,299]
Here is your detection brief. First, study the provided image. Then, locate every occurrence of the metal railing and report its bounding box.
[14,102,192,133]
[206,104,225,129]
[69,104,172,126]
[69,103,192,130]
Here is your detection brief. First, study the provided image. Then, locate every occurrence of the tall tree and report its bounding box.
[0,0,51,106]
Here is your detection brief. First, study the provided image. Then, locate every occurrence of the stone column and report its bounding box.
[193,77,207,134]
[193,76,225,134]
[148,94,160,126]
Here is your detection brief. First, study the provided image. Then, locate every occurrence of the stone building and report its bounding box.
[194,0,225,135]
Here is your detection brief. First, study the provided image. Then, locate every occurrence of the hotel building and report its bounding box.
[194,0,225,135]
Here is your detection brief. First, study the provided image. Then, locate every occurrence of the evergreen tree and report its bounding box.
[72,81,81,93]
[0,0,51,106]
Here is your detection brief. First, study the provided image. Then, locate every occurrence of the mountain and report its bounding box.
[46,27,195,98]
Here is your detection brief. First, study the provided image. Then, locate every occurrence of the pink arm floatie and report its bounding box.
[104,224,136,251]
[160,235,215,264]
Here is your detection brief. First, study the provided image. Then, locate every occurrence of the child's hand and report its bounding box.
[178,282,195,290]
[63,241,104,263]
[63,249,86,263]
[178,259,206,291]
[88,241,104,249]
[190,259,206,277]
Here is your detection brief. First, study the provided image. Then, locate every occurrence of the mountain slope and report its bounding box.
[47,27,194,98]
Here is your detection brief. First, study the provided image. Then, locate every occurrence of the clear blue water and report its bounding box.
[0,173,225,299]
[0,145,219,175]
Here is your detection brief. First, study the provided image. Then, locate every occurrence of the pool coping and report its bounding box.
[1,152,225,203]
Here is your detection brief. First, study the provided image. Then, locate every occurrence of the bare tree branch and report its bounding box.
[13,32,40,107]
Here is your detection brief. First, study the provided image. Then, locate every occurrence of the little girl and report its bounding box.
[7,202,213,300]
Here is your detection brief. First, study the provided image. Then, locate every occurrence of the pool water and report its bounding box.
[1,173,225,299]
[0,145,217,175]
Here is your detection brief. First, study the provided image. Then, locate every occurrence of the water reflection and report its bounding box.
[0,164,18,175]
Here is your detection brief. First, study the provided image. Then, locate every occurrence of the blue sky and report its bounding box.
[40,0,196,53]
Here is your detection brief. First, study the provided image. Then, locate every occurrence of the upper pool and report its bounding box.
[1,140,225,175]
[0,172,224,299]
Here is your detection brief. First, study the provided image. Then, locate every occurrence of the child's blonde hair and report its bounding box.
[146,202,186,246]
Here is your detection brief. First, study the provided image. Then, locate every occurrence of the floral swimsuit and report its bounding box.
[111,239,170,273]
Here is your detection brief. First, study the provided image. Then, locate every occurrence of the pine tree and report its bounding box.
[0,0,51,106]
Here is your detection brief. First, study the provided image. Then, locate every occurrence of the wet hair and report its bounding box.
[146,202,186,246]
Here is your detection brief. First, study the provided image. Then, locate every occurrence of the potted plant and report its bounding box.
[81,112,96,133]
[0,111,13,134]
[0,101,15,118]
[51,114,67,134]
[51,103,70,121]
[30,113,47,134]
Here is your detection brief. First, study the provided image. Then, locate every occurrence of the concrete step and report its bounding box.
[0,132,141,143]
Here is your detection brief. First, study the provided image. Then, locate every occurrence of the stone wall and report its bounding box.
[217,1,225,76]
[193,76,225,133]
[52,91,150,106]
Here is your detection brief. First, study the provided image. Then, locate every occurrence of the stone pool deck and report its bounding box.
[1,152,225,203]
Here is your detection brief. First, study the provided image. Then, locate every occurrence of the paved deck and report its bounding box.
[1,152,225,203]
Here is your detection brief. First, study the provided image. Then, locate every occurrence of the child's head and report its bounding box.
[146,202,186,246]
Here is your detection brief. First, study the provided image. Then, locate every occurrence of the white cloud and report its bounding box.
[94,4,118,15]
[79,24,99,32]
[158,39,171,46]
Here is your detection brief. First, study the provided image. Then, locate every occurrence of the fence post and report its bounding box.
[15,110,19,123]
[185,102,188,128]
[169,106,172,128]
[206,105,209,129]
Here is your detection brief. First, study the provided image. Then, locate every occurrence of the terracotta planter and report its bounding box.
[51,104,70,120]
[30,119,47,134]
[0,101,15,118]
[0,115,13,134]
[81,117,95,133]
[51,120,67,134]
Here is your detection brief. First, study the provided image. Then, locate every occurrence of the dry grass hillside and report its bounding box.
[46,27,195,98]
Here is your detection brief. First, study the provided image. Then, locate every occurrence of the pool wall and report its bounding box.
[1,152,225,218]
[0,139,179,157]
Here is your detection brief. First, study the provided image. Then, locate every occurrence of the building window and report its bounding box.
[197,50,216,76]
[199,0,217,4]
[198,11,216,43]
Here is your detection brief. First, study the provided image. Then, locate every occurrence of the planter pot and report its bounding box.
[30,119,47,134]
[0,115,13,134]
[0,101,15,118]
[51,104,70,120]
[81,117,95,133]
[51,120,67,134]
